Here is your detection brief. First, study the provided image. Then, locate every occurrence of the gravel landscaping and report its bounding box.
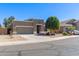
[0,35,26,42]
[0,34,76,42]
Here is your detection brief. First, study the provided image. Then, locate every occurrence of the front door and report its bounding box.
[37,25,41,34]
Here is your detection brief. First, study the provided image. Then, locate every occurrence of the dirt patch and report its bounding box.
[0,35,26,42]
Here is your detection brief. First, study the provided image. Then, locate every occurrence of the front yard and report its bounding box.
[0,35,26,42]
[0,34,76,42]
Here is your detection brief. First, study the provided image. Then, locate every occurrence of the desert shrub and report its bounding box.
[63,32,69,36]
[67,26,76,31]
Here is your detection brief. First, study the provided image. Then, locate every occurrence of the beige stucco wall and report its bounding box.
[12,21,34,34]
[33,20,45,31]
[13,21,33,27]
[12,20,45,34]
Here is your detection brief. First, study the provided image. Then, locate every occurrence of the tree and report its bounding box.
[3,16,15,37]
[45,16,60,34]
[3,18,8,28]
[69,19,76,21]
[67,19,76,25]
[8,16,15,24]
[3,16,15,28]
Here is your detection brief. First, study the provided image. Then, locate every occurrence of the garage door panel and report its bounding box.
[16,27,33,34]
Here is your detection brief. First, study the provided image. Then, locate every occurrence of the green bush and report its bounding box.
[63,32,69,36]
[67,26,76,31]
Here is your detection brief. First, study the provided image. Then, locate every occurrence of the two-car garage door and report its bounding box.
[15,27,34,34]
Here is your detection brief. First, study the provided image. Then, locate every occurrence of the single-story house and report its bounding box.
[7,19,79,34]
[60,20,79,32]
[60,23,73,32]
[10,19,45,34]
[72,20,79,30]
[10,20,72,34]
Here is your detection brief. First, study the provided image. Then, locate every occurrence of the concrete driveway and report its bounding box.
[0,35,79,56]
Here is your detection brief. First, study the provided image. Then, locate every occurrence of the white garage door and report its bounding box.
[16,27,33,34]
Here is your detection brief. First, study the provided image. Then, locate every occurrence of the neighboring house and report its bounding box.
[10,19,45,34]
[72,20,79,30]
[60,20,75,32]
[60,20,79,32]
[60,23,73,32]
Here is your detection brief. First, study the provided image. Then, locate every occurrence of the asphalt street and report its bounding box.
[0,36,79,56]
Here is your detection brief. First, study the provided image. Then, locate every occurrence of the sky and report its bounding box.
[0,3,79,25]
